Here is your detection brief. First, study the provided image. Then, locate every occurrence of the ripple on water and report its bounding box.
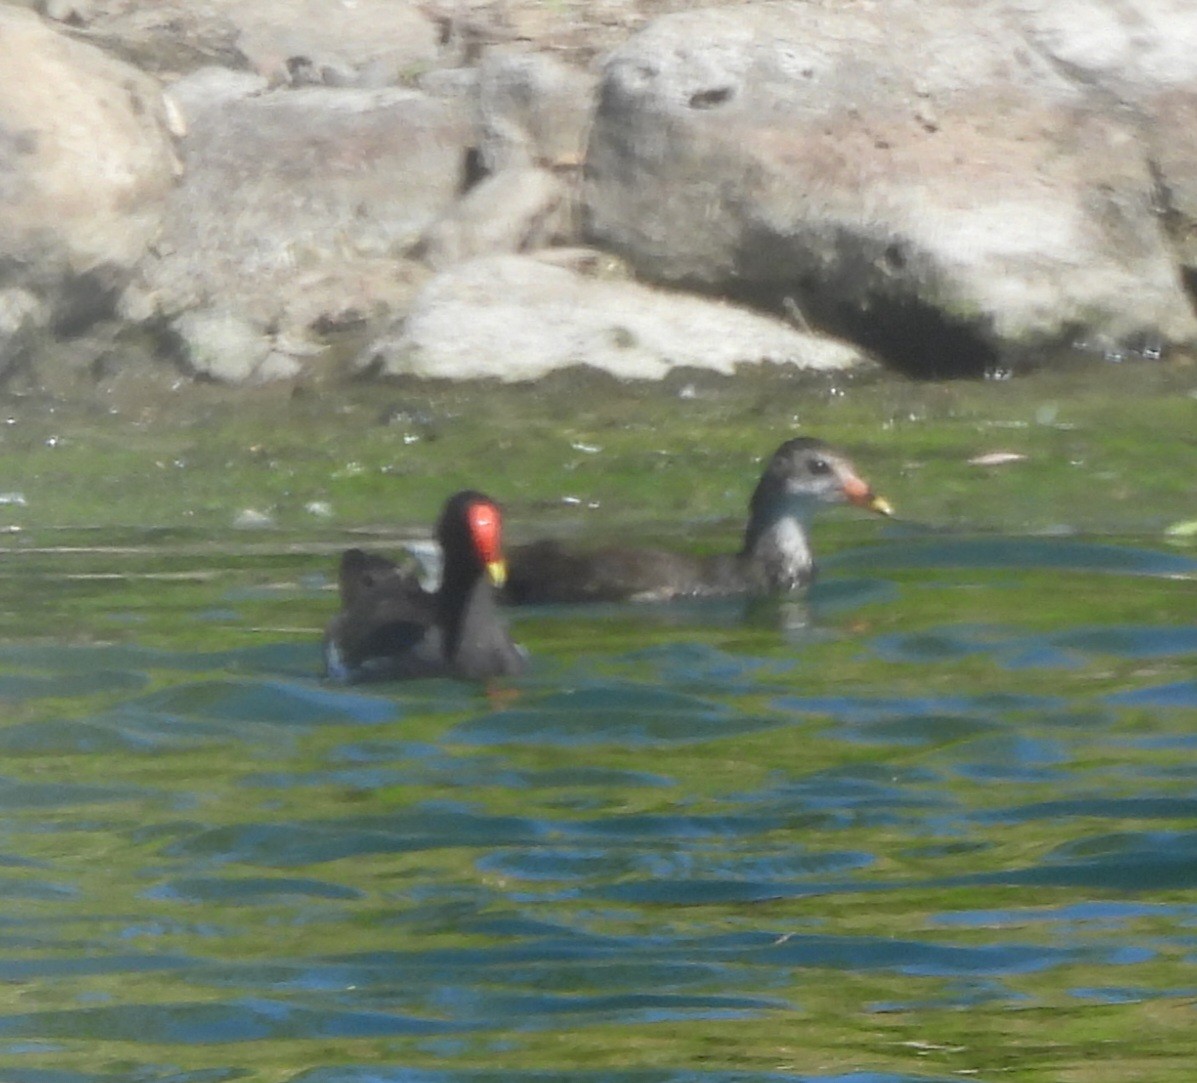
[773,692,1053,746]
[1107,680,1197,709]
[476,845,873,885]
[162,804,556,867]
[734,930,1075,977]
[945,830,1197,892]
[747,763,949,822]
[872,621,1197,671]
[0,678,398,756]
[0,998,459,1044]
[0,669,147,702]
[833,536,1197,577]
[144,876,365,904]
[947,733,1070,782]
[291,1069,961,1082]
[932,900,1197,929]
[131,679,398,727]
[449,683,783,746]
[1053,625,1197,658]
[0,775,150,811]
[253,741,677,794]
[0,640,308,676]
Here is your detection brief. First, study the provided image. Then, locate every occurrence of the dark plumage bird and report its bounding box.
[504,437,893,604]
[324,490,526,682]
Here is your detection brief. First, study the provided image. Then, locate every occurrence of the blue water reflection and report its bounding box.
[0,532,1192,1080]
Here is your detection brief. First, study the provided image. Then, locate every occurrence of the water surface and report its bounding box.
[0,522,1193,1082]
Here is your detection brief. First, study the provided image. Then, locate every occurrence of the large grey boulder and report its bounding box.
[125,85,469,375]
[362,253,869,381]
[0,7,179,374]
[1014,0,1197,282]
[584,1,1197,374]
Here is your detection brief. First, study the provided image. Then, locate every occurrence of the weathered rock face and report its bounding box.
[1015,0,1197,297]
[230,0,440,87]
[475,50,596,173]
[128,41,605,382]
[415,51,593,273]
[0,6,178,373]
[125,85,469,379]
[419,167,572,271]
[164,66,270,121]
[47,0,639,75]
[1147,90,1197,275]
[12,0,1197,388]
[584,1,1197,374]
[363,253,869,381]
[36,0,440,84]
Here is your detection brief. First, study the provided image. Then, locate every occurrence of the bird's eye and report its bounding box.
[808,457,831,475]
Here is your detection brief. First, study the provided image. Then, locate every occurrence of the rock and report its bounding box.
[475,50,596,172]
[172,309,272,384]
[1017,1,1197,292]
[165,66,270,125]
[1149,90,1197,272]
[47,0,441,82]
[128,85,467,350]
[1016,0,1197,104]
[49,2,245,74]
[419,167,571,270]
[254,351,305,383]
[16,0,1197,391]
[413,51,593,269]
[416,66,479,104]
[0,289,48,379]
[362,253,869,381]
[584,1,1197,374]
[230,0,440,87]
[427,0,646,69]
[0,8,179,369]
[233,508,275,529]
[39,0,98,26]
[170,307,315,385]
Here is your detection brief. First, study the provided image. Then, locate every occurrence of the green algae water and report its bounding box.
[0,362,1193,1082]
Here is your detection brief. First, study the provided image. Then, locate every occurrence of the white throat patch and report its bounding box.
[758,515,813,590]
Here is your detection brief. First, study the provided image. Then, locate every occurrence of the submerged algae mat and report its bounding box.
[0,362,1191,1082]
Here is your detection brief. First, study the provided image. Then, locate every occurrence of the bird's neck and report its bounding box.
[741,492,817,591]
[441,573,521,679]
[437,561,486,659]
